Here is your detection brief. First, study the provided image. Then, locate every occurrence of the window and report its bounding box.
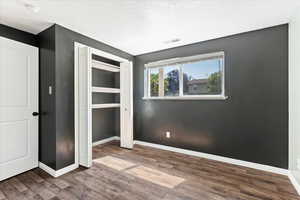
[144,52,226,100]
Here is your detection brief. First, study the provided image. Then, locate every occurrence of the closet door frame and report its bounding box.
[120,62,134,149]
[74,42,133,168]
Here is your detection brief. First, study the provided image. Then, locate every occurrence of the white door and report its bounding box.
[0,37,39,181]
[77,46,92,168]
[120,62,133,149]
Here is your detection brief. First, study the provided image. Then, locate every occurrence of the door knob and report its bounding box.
[32,112,39,116]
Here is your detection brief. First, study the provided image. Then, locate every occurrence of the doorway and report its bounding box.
[74,43,133,168]
[0,36,39,181]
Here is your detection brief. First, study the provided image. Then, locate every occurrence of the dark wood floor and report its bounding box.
[0,141,299,200]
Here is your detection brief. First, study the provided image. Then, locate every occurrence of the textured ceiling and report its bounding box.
[0,0,299,55]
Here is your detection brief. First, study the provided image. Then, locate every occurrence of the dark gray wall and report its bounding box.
[0,23,38,47]
[38,25,57,169]
[4,22,288,170]
[54,24,132,170]
[133,24,288,169]
[38,24,132,170]
[92,109,119,142]
[92,69,120,142]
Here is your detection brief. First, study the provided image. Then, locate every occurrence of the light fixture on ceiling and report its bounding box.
[24,3,40,13]
[163,38,181,44]
[19,0,40,13]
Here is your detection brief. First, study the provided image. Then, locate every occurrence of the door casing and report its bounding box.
[74,42,133,168]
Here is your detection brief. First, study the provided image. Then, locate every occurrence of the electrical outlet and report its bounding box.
[166,131,171,138]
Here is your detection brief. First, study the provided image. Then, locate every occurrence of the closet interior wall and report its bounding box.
[92,54,120,142]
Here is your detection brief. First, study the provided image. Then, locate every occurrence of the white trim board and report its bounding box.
[92,137,288,176]
[39,162,78,178]
[133,140,288,176]
[288,171,300,195]
[93,136,120,147]
[39,137,300,195]
[40,138,288,177]
[74,42,81,171]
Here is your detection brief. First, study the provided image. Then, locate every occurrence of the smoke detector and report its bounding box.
[24,2,40,13]
[18,0,40,13]
[163,38,181,44]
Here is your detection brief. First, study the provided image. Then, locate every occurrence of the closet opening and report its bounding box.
[74,42,133,168]
[92,55,120,146]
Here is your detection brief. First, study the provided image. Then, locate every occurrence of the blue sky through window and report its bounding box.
[183,59,221,79]
[164,65,178,75]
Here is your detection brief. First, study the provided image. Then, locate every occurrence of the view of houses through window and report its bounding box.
[146,52,224,98]
[182,59,222,95]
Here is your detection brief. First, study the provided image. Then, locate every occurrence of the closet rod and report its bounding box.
[92,103,120,109]
[92,60,120,72]
[92,87,120,93]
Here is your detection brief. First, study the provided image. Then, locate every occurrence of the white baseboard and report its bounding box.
[92,136,120,147]
[288,171,300,195]
[39,136,120,177]
[40,138,300,195]
[133,140,288,176]
[39,162,78,178]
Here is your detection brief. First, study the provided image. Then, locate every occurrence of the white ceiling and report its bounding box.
[0,0,299,55]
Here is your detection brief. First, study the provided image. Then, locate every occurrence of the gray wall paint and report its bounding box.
[9,22,288,170]
[133,24,288,169]
[0,23,38,47]
[92,68,120,142]
[39,24,132,170]
[38,25,57,169]
[92,109,119,142]
[54,24,132,169]
[289,8,300,185]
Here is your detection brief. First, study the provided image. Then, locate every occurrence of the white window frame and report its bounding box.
[143,51,227,100]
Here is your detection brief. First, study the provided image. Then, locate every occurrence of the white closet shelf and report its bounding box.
[92,60,120,72]
[92,103,120,109]
[92,87,120,93]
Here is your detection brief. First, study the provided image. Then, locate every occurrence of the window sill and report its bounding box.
[142,95,228,101]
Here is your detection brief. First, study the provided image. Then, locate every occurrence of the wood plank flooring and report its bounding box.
[0,141,299,200]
